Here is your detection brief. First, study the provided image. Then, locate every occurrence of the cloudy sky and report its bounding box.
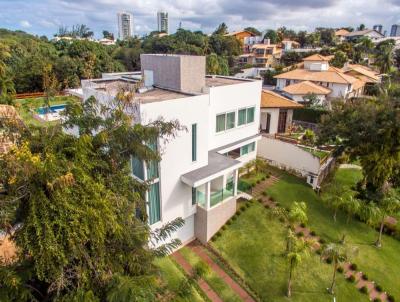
[1,0,400,38]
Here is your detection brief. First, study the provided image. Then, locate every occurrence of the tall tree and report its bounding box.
[244,27,261,36]
[42,64,59,109]
[329,51,348,68]
[213,23,229,35]
[264,30,279,44]
[0,42,15,104]
[375,42,394,74]
[286,232,311,297]
[322,243,357,294]
[341,196,361,224]
[0,92,185,301]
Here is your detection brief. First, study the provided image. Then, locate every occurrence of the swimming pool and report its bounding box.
[36,104,66,115]
[35,104,66,122]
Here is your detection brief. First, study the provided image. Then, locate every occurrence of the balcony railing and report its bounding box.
[210,188,234,207]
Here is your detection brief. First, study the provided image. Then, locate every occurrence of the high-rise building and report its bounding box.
[373,24,383,33]
[157,11,169,33]
[390,24,400,37]
[117,12,134,40]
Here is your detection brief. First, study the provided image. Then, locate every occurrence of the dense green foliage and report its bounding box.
[0,94,185,301]
[0,27,242,94]
[293,108,329,123]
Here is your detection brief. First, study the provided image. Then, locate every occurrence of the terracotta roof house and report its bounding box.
[341,64,380,83]
[260,90,302,134]
[238,43,282,68]
[335,29,350,42]
[274,54,366,103]
[257,90,334,189]
[282,81,332,106]
[225,30,256,45]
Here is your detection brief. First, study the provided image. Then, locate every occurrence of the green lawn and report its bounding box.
[211,202,366,302]
[238,171,269,192]
[15,96,79,127]
[154,257,205,302]
[266,171,400,300]
[179,247,242,302]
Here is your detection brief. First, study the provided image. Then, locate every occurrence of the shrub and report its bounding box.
[316,249,322,255]
[264,204,270,209]
[375,285,382,292]
[245,202,251,208]
[261,176,266,181]
[262,191,268,196]
[387,294,395,302]
[300,222,306,228]
[359,286,368,294]
[257,198,263,203]
[221,225,227,231]
[256,180,261,184]
[362,274,368,281]
[326,257,333,264]
[350,263,358,271]
[337,266,344,273]
[227,220,232,225]
[319,238,326,244]
[373,298,382,302]
[279,217,285,223]
[347,275,356,282]
[297,231,304,237]
[193,262,210,280]
[269,197,275,202]
[310,230,316,236]
[177,279,193,297]
[275,202,280,207]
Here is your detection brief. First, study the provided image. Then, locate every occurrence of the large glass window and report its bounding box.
[148,182,161,224]
[131,156,144,180]
[240,142,256,156]
[146,140,159,179]
[226,112,235,130]
[238,109,247,126]
[216,114,226,132]
[247,107,255,123]
[192,124,197,162]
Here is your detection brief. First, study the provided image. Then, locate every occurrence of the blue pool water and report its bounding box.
[36,104,66,115]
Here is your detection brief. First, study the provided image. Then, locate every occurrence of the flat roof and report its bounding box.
[205,76,251,87]
[181,152,241,187]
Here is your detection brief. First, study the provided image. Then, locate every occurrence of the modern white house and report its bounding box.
[81,54,262,245]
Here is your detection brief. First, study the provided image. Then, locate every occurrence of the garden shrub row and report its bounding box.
[293,108,329,123]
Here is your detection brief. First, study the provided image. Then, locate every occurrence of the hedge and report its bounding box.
[293,108,329,123]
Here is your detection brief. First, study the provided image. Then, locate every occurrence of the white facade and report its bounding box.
[276,78,352,99]
[81,55,262,246]
[117,12,134,40]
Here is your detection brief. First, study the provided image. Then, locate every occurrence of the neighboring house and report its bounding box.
[282,80,331,106]
[98,38,116,46]
[225,30,256,46]
[341,63,381,84]
[259,90,302,134]
[345,29,384,41]
[81,54,262,245]
[257,90,335,189]
[373,36,400,50]
[335,29,350,42]
[281,39,300,52]
[275,54,366,102]
[238,42,282,68]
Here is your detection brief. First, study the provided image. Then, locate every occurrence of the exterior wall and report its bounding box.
[208,80,262,150]
[194,197,237,243]
[291,94,326,105]
[304,61,329,71]
[260,108,293,134]
[140,94,210,233]
[140,54,206,93]
[257,136,321,175]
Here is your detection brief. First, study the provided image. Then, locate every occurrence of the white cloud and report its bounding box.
[19,20,32,28]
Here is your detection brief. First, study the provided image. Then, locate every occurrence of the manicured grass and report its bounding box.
[238,171,269,192]
[179,247,242,302]
[14,96,79,126]
[266,171,400,300]
[154,257,205,302]
[211,202,366,302]
[300,146,330,160]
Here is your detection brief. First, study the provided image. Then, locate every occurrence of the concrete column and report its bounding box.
[205,181,211,210]
[233,169,239,196]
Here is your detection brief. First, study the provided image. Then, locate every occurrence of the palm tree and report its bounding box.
[0,42,11,78]
[375,43,394,74]
[286,233,311,297]
[341,196,361,224]
[374,195,400,247]
[273,202,308,252]
[324,181,348,222]
[356,37,374,61]
[0,75,15,105]
[322,243,357,295]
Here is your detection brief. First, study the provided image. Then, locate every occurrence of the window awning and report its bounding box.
[181,152,242,187]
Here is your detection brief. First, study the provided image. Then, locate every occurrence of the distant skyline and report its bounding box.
[1,0,400,38]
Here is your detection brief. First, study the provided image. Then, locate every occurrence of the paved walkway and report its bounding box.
[339,164,362,170]
[251,175,280,197]
[188,242,256,302]
[171,251,223,302]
